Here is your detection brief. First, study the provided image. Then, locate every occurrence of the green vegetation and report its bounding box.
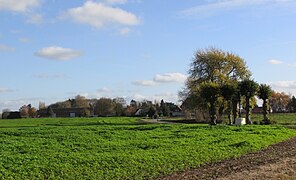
[239,79,259,124]
[181,48,257,124]
[199,82,221,125]
[181,48,295,125]
[0,117,295,179]
[217,113,296,128]
[257,84,273,124]
[251,113,296,128]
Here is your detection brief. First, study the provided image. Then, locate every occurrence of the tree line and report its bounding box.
[1,96,180,119]
[35,96,179,118]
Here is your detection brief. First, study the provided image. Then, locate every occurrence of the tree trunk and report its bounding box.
[228,101,233,125]
[228,111,232,125]
[232,99,238,124]
[238,98,242,118]
[262,99,270,124]
[263,99,267,120]
[246,96,252,124]
[218,103,224,123]
[209,102,217,125]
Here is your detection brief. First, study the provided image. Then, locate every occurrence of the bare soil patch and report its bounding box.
[159,136,296,180]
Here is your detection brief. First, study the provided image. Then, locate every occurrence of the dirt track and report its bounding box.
[159,137,296,180]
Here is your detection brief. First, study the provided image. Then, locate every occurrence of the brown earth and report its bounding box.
[159,137,296,180]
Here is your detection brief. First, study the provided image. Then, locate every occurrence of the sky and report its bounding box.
[1,0,296,111]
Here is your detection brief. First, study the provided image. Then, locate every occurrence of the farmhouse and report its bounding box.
[252,106,263,114]
[39,107,94,118]
[2,111,21,119]
[169,105,184,117]
[240,107,268,114]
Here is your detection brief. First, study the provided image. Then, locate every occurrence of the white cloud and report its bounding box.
[0,100,22,111]
[73,88,122,100]
[268,59,283,65]
[33,73,68,79]
[270,80,296,88]
[10,29,21,34]
[133,72,187,87]
[97,87,112,93]
[130,93,147,101]
[154,73,187,83]
[288,63,296,67]
[119,27,131,35]
[63,1,140,29]
[0,44,15,52]
[0,97,43,111]
[132,80,157,86]
[0,88,13,93]
[104,0,128,5]
[270,80,296,95]
[0,1,42,24]
[181,0,295,17]
[19,37,31,43]
[26,14,43,24]
[153,92,179,103]
[268,59,296,67]
[35,46,82,61]
[0,0,40,12]
[129,92,179,104]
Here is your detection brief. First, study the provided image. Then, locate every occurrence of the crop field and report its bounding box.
[0,117,295,179]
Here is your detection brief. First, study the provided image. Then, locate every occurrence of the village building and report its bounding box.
[2,111,21,119]
[38,107,94,118]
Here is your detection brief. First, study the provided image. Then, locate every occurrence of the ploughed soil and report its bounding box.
[159,136,296,180]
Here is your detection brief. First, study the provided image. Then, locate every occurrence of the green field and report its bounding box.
[212,113,296,127]
[0,117,295,179]
[252,113,296,127]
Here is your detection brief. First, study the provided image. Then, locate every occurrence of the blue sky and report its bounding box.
[1,0,296,110]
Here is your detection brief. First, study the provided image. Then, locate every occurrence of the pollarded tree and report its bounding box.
[221,83,237,124]
[199,82,220,125]
[239,79,259,124]
[257,84,273,124]
[232,82,241,120]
